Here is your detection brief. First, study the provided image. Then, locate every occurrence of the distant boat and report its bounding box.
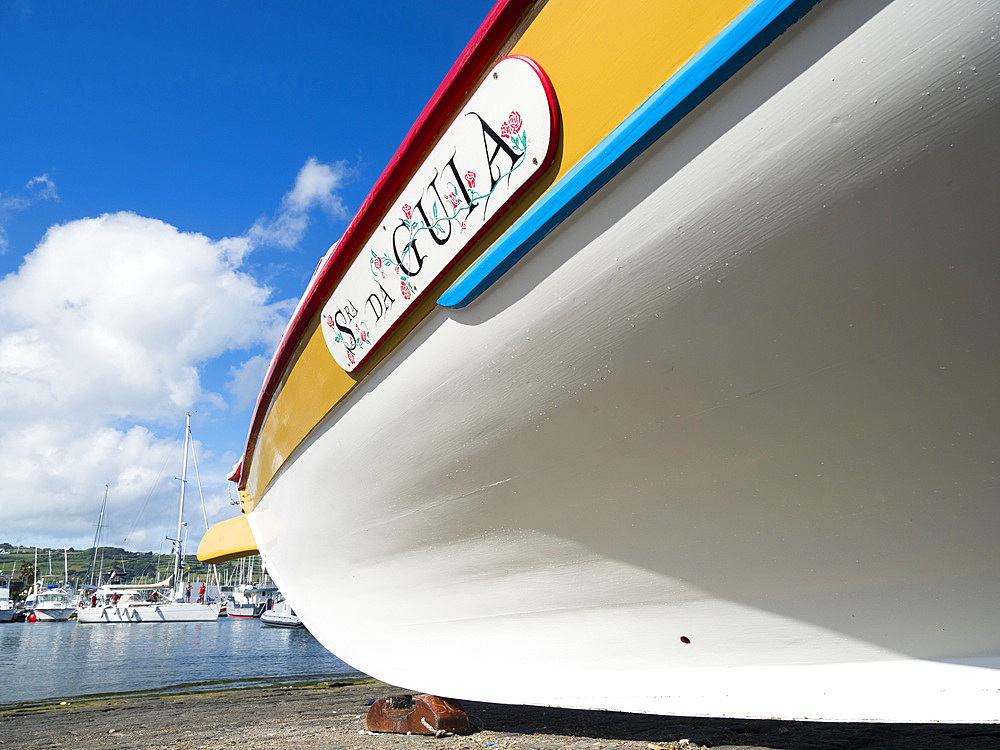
[0,570,18,623]
[80,415,218,623]
[201,0,1000,723]
[25,546,80,622]
[225,583,277,619]
[28,582,77,622]
[77,575,218,623]
[260,596,304,628]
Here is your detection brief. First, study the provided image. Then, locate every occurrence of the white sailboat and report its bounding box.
[79,415,219,623]
[84,485,109,590]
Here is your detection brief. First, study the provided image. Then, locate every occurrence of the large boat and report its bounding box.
[199,0,1000,723]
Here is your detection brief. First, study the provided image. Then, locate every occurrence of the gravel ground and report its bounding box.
[1,678,996,749]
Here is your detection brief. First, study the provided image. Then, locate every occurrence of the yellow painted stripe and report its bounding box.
[244,323,356,505]
[242,0,755,505]
[243,289,448,506]
[514,0,753,183]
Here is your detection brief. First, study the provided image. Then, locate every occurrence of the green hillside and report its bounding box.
[0,542,248,597]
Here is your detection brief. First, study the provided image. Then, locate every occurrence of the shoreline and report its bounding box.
[1,678,996,749]
[0,672,370,713]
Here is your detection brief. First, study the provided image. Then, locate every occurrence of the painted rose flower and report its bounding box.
[464,171,476,188]
[325,314,335,328]
[445,191,460,208]
[400,280,412,300]
[402,204,413,220]
[374,256,382,270]
[347,349,355,365]
[500,121,511,139]
[360,330,367,343]
[508,111,522,134]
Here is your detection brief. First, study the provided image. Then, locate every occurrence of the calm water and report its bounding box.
[0,618,364,706]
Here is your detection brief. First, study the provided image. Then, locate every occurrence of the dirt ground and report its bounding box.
[1,678,996,749]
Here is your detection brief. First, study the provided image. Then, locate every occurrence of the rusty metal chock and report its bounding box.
[366,693,469,736]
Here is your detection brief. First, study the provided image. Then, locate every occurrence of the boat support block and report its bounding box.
[366,694,469,736]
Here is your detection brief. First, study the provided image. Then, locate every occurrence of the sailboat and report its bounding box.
[79,415,219,623]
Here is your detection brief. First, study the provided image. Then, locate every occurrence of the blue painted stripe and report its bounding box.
[437,0,821,309]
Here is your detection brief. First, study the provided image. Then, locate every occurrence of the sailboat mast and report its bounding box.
[88,485,109,587]
[173,414,191,589]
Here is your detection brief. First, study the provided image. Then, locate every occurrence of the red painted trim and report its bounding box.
[236,0,536,490]
[512,54,562,194]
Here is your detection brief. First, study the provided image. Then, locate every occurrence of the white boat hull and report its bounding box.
[77,602,219,623]
[226,603,263,618]
[245,0,1000,723]
[32,607,76,622]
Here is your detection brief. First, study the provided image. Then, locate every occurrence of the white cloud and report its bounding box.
[0,157,351,552]
[0,193,28,255]
[26,173,59,201]
[0,212,295,549]
[0,192,31,213]
[227,354,271,411]
[0,174,60,254]
[0,212,291,422]
[247,157,352,249]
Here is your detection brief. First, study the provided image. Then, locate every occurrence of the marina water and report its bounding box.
[1,619,364,706]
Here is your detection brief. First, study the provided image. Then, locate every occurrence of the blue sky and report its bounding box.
[0,1,496,553]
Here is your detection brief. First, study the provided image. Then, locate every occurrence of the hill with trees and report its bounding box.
[0,542,245,598]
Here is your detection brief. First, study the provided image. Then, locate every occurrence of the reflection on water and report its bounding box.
[0,619,363,705]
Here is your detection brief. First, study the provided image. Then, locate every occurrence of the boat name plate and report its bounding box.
[320,55,558,372]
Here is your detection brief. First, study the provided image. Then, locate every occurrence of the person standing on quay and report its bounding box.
[198,583,205,603]
[185,582,192,602]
